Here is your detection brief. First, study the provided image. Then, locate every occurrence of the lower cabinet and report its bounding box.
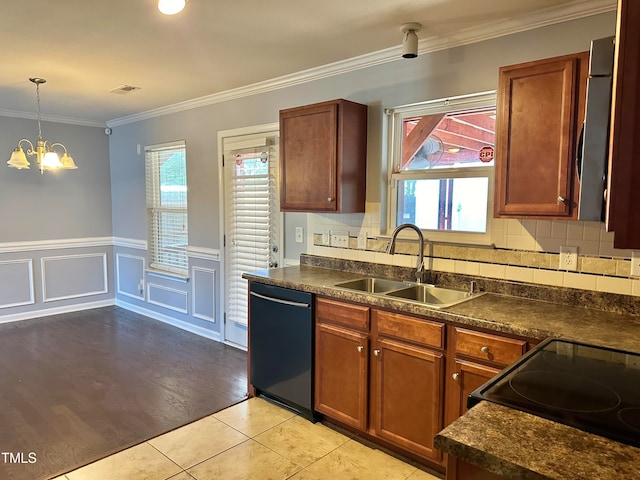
[315,298,446,464]
[314,296,534,473]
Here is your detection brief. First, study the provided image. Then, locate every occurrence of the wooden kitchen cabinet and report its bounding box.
[445,327,527,426]
[315,298,370,430]
[279,99,367,212]
[494,51,589,219]
[606,0,640,248]
[372,310,445,462]
[315,298,446,464]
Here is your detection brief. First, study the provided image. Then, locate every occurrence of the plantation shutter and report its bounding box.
[225,146,278,326]
[145,141,188,274]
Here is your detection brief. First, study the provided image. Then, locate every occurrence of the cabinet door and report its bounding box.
[280,102,338,211]
[494,52,588,218]
[315,322,369,430]
[606,0,640,248]
[447,359,501,423]
[373,337,444,461]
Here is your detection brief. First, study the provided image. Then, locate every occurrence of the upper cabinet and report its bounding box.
[494,51,589,219]
[606,0,640,248]
[279,99,368,212]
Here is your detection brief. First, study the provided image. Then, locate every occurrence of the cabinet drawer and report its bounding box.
[316,297,370,330]
[374,310,444,349]
[454,328,526,366]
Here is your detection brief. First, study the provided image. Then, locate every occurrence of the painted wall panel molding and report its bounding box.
[0,237,112,254]
[192,266,215,322]
[113,237,147,250]
[0,259,34,309]
[41,253,109,302]
[147,283,188,314]
[116,253,145,301]
[187,245,220,262]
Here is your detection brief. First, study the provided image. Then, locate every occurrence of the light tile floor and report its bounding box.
[53,397,443,480]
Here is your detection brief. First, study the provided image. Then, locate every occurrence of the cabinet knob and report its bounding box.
[452,373,460,381]
[373,349,381,357]
[481,346,490,354]
[357,345,364,353]
[558,195,566,203]
[327,197,333,202]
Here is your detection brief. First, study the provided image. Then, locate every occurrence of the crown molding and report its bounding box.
[107,0,615,127]
[0,109,107,128]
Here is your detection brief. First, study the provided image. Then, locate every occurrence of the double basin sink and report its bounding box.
[332,277,485,309]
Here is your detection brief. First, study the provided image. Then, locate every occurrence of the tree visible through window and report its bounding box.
[145,141,188,274]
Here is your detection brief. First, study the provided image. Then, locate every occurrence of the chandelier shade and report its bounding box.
[158,0,186,15]
[6,78,77,174]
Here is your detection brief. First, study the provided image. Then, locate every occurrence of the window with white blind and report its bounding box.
[145,141,188,275]
[224,142,279,329]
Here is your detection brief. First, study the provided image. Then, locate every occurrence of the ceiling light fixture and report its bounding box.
[158,0,186,15]
[400,22,422,59]
[7,78,77,173]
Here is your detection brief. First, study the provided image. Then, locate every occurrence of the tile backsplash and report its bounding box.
[306,202,640,297]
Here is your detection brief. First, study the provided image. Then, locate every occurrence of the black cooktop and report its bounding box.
[468,338,640,448]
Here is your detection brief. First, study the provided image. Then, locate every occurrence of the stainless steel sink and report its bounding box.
[333,277,411,293]
[385,284,486,309]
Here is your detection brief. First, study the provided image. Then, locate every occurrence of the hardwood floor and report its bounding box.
[0,306,247,480]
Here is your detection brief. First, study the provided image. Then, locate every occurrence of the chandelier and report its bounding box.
[7,77,77,173]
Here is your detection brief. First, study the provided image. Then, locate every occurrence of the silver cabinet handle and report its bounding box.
[558,195,566,203]
[357,345,364,353]
[373,349,381,357]
[481,346,490,354]
[452,373,460,380]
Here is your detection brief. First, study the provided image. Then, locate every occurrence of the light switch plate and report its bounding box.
[321,231,330,246]
[631,251,640,277]
[559,245,578,271]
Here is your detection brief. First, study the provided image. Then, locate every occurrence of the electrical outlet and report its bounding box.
[138,279,144,295]
[559,246,578,271]
[625,354,640,369]
[295,227,304,243]
[631,251,640,278]
[357,232,367,250]
[330,232,349,248]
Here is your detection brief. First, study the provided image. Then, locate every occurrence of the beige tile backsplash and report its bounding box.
[308,204,639,297]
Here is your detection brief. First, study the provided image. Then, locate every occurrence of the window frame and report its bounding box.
[386,91,497,244]
[144,140,189,276]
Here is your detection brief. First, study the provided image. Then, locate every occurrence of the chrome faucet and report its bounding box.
[386,223,426,283]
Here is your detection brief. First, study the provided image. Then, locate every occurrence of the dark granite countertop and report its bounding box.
[243,264,640,351]
[434,402,640,480]
[244,263,640,479]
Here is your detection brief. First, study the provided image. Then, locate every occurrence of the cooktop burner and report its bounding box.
[468,338,640,448]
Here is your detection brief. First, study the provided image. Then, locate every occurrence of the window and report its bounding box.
[387,92,496,243]
[145,141,188,275]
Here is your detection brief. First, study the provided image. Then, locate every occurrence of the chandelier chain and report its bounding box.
[35,82,43,140]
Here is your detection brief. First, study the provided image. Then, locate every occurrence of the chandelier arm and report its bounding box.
[17,138,36,155]
[49,142,68,153]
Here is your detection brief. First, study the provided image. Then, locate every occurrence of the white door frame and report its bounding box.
[217,122,279,348]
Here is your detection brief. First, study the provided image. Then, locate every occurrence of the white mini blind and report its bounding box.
[145,141,188,274]
[225,147,277,326]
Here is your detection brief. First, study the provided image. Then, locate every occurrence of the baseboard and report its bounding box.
[116,298,222,342]
[0,299,116,325]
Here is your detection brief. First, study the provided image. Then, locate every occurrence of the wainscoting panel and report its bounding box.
[0,259,34,309]
[192,266,215,323]
[116,253,145,301]
[41,253,108,302]
[147,283,189,314]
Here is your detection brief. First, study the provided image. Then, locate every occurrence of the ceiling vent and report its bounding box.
[109,85,141,95]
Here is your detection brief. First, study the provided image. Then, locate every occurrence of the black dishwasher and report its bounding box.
[249,282,316,421]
